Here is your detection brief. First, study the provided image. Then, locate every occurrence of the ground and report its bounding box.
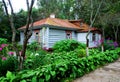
[74,58,120,82]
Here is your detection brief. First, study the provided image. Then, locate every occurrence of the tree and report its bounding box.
[2,0,19,57]
[2,0,35,70]
[108,13,120,41]
[86,0,103,56]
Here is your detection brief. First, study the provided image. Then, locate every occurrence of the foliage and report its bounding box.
[27,42,41,52]
[89,48,100,56]
[24,49,48,69]
[0,48,120,82]
[104,39,119,50]
[53,40,85,52]
[7,44,22,51]
[0,38,8,44]
[0,56,18,76]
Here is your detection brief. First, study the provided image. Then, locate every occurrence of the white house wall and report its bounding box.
[77,32,101,48]
[77,33,88,44]
[72,31,77,40]
[20,31,36,44]
[20,32,24,44]
[49,29,66,48]
[28,31,36,43]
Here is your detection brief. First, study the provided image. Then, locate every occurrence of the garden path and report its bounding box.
[74,58,120,82]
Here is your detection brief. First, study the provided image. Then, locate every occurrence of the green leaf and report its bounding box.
[39,79,44,82]
[59,67,65,71]
[45,74,51,81]
[6,71,15,80]
[20,80,26,82]
[50,71,56,76]
[32,76,37,82]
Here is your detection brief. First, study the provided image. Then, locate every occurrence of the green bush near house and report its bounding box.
[0,48,120,82]
[27,42,41,52]
[53,39,86,52]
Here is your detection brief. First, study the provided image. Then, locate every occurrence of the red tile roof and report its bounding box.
[18,18,80,30]
[69,20,100,32]
[18,17,100,33]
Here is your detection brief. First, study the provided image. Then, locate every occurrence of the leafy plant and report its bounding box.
[27,42,41,52]
[0,38,8,45]
[0,48,120,82]
[53,39,85,52]
[0,56,18,76]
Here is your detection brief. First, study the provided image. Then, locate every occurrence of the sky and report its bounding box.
[5,0,37,13]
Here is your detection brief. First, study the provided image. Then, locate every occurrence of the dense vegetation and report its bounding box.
[0,0,120,82]
[0,39,120,82]
[0,48,120,82]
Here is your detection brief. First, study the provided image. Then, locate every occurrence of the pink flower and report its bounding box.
[2,57,7,60]
[99,38,104,43]
[0,47,2,51]
[1,44,8,48]
[8,51,14,55]
[19,51,22,56]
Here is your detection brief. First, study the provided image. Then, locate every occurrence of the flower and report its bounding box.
[19,51,22,56]
[99,38,104,43]
[8,51,14,55]
[113,41,118,47]
[1,44,8,48]
[0,47,2,51]
[2,57,7,60]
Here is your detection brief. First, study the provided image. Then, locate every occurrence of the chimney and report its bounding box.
[50,14,55,18]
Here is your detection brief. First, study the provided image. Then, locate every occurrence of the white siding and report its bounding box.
[77,32,101,48]
[77,33,88,44]
[72,31,77,40]
[28,31,35,43]
[89,33,101,48]
[49,29,66,48]
[20,31,36,44]
[45,27,49,49]
[20,32,24,44]
[39,27,47,48]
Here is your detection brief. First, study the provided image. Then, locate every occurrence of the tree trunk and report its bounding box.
[86,0,103,56]
[101,28,105,52]
[20,0,35,70]
[2,0,19,57]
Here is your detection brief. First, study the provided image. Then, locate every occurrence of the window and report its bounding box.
[92,33,96,41]
[66,31,72,39]
[34,30,40,43]
[35,32,39,42]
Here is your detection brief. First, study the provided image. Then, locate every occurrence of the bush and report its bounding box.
[1,48,120,82]
[24,49,48,69]
[0,56,18,76]
[104,40,119,50]
[27,42,41,52]
[53,39,85,52]
[89,49,100,55]
[0,38,8,45]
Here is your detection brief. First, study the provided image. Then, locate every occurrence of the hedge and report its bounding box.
[0,48,120,82]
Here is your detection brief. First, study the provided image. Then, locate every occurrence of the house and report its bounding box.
[18,15,101,49]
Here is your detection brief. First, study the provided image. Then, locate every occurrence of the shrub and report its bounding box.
[27,42,41,52]
[0,38,8,45]
[102,39,119,51]
[0,56,18,76]
[1,48,120,82]
[89,49,100,55]
[0,49,120,82]
[53,39,85,52]
[24,49,48,69]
